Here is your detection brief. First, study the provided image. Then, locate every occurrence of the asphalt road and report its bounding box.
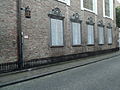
[1,55,120,90]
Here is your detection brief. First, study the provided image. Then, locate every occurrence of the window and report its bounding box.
[98,27,104,44]
[58,0,70,5]
[70,13,82,46]
[72,22,82,45]
[83,0,93,10]
[87,25,94,45]
[51,18,64,46]
[81,0,97,14]
[103,0,113,19]
[48,8,65,47]
[107,28,112,44]
[86,17,95,45]
[105,0,110,16]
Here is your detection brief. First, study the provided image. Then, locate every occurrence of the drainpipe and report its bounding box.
[17,0,24,68]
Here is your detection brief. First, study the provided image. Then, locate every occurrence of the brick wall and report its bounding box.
[21,0,117,61]
[0,0,18,63]
[0,0,118,64]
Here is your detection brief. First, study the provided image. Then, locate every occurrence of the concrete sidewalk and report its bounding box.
[0,51,120,88]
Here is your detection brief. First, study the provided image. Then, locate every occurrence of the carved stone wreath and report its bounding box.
[70,13,82,23]
[48,8,65,19]
[107,23,112,28]
[97,20,105,27]
[86,17,95,25]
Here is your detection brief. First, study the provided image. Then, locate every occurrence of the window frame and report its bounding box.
[97,21,105,45]
[50,18,64,47]
[81,0,97,14]
[86,17,95,46]
[87,24,95,45]
[71,22,82,46]
[48,8,65,47]
[70,13,82,47]
[103,0,113,19]
[57,0,70,6]
[107,28,113,45]
[98,26,105,45]
[106,23,113,45]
